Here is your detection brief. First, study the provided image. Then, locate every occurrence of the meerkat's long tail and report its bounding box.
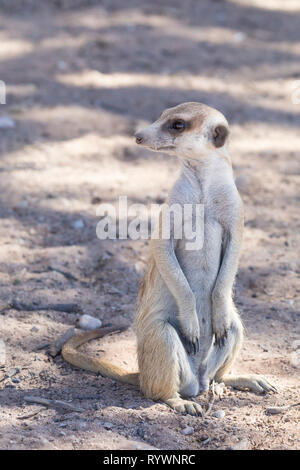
[62,326,139,386]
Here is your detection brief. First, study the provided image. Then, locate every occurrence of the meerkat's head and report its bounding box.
[135,102,229,160]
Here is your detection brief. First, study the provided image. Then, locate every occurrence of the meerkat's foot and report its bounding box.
[219,374,277,394]
[165,396,203,416]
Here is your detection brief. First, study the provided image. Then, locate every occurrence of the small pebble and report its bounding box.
[202,437,211,445]
[103,422,114,430]
[181,426,194,435]
[229,438,251,450]
[57,60,68,71]
[8,367,20,378]
[72,219,85,230]
[0,116,15,129]
[291,340,300,350]
[233,32,246,42]
[91,196,102,205]
[78,421,87,430]
[213,410,225,419]
[199,434,210,442]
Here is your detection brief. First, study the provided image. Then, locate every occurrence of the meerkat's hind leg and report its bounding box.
[199,314,277,394]
[219,375,277,394]
[167,324,202,415]
[138,320,202,416]
[212,315,277,394]
[197,316,243,393]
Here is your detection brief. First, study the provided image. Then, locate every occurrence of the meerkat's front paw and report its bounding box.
[212,317,230,348]
[182,333,200,355]
[212,292,231,347]
[179,313,200,355]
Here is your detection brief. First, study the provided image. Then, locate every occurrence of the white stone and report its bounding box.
[78,314,102,330]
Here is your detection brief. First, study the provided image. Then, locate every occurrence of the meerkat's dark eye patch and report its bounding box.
[213,124,228,148]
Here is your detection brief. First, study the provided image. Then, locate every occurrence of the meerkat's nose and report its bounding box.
[135,133,143,144]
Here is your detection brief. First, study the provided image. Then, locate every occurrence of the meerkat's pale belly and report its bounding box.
[144,214,223,342]
[176,218,223,326]
[176,217,222,286]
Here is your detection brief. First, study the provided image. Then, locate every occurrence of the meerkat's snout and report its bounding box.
[135,102,229,158]
[135,133,143,145]
[134,124,166,151]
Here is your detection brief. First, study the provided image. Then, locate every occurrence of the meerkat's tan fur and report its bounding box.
[62,102,276,415]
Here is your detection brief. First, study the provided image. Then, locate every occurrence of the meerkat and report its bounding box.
[62,102,276,416]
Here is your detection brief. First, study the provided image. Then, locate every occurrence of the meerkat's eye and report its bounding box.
[170,120,185,132]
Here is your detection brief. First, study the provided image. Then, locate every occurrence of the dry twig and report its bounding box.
[266,402,300,415]
[205,380,216,416]
[23,395,84,413]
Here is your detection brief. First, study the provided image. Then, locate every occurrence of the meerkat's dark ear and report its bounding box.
[213,124,229,148]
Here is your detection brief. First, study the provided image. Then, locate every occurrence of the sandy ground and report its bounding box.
[0,0,299,450]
